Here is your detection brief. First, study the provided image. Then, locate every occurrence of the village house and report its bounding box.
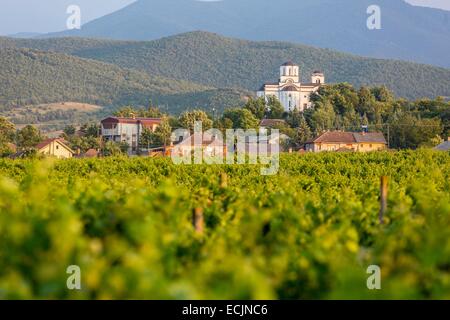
[257,62,325,112]
[304,131,387,152]
[171,133,227,159]
[100,117,162,154]
[36,138,75,159]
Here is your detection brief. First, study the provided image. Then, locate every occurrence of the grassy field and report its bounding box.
[0,102,104,133]
[0,150,449,299]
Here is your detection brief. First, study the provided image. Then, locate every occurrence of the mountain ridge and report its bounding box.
[2,31,449,100]
[41,0,450,68]
[0,46,248,114]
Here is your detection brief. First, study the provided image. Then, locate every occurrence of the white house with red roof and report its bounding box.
[100,117,162,154]
[257,62,325,112]
[36,138,74,159]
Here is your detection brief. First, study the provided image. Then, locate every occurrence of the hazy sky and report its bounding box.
[0,0,449,35]
[407,0,450,11]
[0,0,135,35]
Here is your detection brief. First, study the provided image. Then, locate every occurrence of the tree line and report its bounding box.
[1,83,448,157]
[112,83,448,152]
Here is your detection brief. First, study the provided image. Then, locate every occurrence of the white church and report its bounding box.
[257,62,325,112]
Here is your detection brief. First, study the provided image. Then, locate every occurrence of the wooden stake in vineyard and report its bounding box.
[220,172,228,188]
[379,176,389,224]
[193,207,204,234]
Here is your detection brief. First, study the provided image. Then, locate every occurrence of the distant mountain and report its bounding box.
[3,32,450,100]
[7,32,42,38]
[0,47,247,114]
[43,0,450,68]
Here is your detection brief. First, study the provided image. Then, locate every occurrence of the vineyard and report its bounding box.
[0,150,449,299]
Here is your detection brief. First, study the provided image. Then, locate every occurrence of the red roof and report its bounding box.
[35,138,74,153]
[36,138,63,150]
[310,131,355,144]
[354,132,387,144]
[176,133,225,147]
[84,149,99,158]
[307,131,387,144]
[101,117,162,126]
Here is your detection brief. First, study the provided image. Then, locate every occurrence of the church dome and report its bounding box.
[282,85,298,92]
[282,61,297,66]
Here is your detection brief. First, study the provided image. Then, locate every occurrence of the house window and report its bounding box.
[370,144,373,148]
[56,145,59,150]
[103,123,117,130]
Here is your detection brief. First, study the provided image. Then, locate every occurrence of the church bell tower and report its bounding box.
[280,61,300,84]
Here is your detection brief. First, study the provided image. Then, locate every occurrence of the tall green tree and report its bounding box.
[389,112,442,149]
[140,117,172,148]
[311,101,336,133]
[63,125,76,137]
[178,110,213,132]
[244,97,267,120]
[113,105,165,118]
[357,86,376,116]
[222,108,259,129]
[16,125,42,150]
[84,124,101,138]
[102,141,127,156]
[371,86,394,103]
[287,107,303,128]
[291,117,313,148]
[267,96,285,119]
[214,118,234,132]
[145,105,164,118]
[0,117,16,156]
[67,136,101,154]
[0,117,15,143]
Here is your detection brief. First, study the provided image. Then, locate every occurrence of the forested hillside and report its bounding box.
[0,48,248,114]
[41,0,450,68]
[2,32,450,100]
